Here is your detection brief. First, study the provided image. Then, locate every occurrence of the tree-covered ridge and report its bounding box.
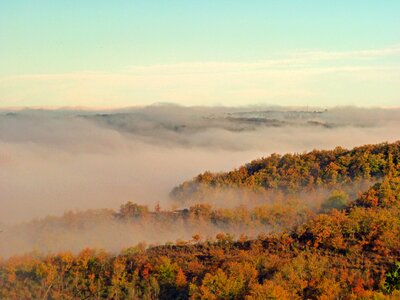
[0,197,317,258]
[0,179,371,258]
[0,182,398,299]
[1,164,400,298]
[171,141,400,202]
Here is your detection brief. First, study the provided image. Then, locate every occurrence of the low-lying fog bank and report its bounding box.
[1,105,399,224]
[0,105,399,256]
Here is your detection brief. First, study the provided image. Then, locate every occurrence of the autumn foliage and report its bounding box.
[1,141,400,299]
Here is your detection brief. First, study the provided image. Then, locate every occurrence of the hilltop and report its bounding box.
[1,141,400,299]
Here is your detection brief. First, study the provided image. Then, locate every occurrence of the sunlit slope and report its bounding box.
[171,141,400,203]
[1,147,400,298]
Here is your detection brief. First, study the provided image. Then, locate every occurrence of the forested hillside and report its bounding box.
[171,142,400,203]
[1,142,400,299]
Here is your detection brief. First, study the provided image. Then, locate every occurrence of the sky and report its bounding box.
[1,1,400,108]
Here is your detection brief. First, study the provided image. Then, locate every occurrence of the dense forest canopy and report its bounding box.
[1,141,400,299]
[171,141,400,203]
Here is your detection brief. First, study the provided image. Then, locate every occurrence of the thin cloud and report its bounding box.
[0,45,399,107]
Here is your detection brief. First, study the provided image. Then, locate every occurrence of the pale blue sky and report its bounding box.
[1,1,400,107]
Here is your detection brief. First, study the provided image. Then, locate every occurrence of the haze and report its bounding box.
[1,105,399,225]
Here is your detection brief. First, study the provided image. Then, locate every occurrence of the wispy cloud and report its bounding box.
[289,44,400,61]
[1,46,399,107]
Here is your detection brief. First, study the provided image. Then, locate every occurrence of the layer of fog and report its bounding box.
[0,179,374,258]
[1,105,400,226]
[0,209,271,258]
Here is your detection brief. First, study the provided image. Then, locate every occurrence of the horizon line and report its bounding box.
[1,103,400,112]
